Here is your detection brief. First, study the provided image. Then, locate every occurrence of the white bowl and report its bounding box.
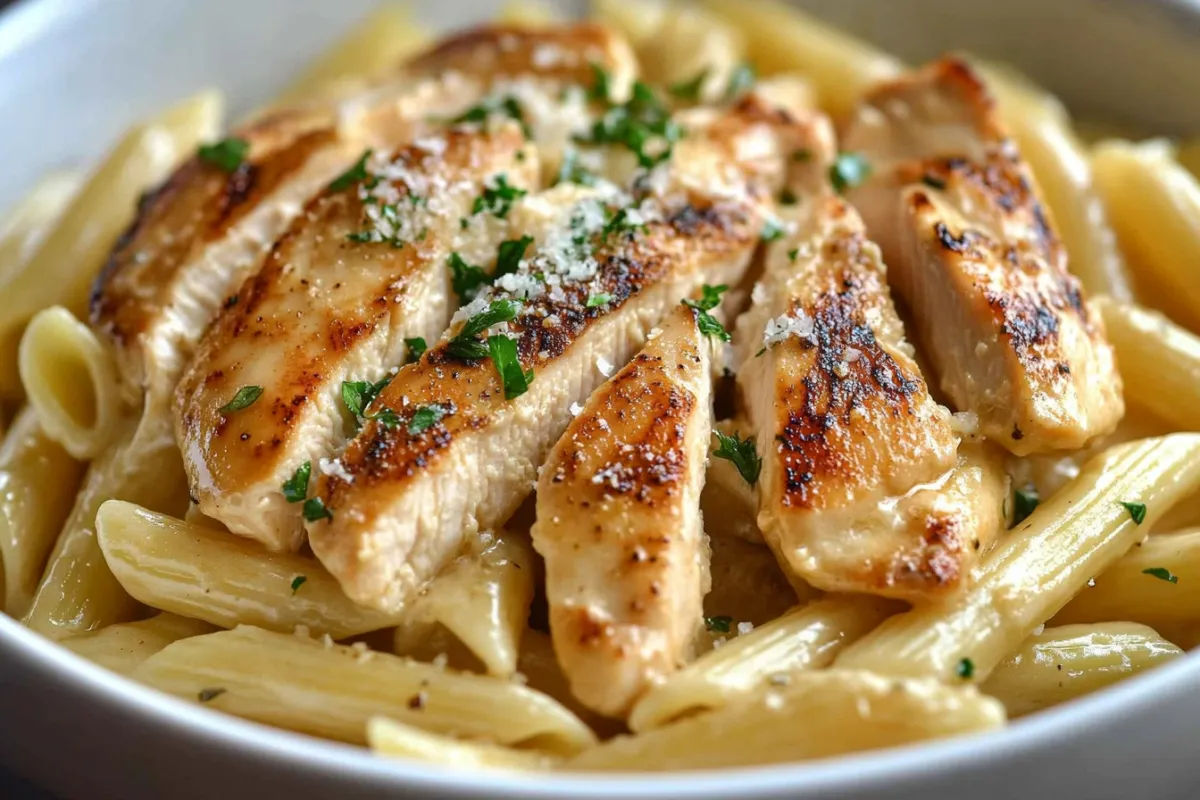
[2,1,1199,797]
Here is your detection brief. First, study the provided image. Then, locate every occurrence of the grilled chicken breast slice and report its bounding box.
[533,305,715,717]
[842,57,1122,455]
[308,102,793,612]
[174,125,537,551]
[736,195,988,600]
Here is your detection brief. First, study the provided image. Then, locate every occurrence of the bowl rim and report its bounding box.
[3,612,1198,797]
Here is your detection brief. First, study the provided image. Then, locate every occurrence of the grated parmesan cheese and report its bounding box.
[762,309,814,349]
[596,355,614,377]
[318,457,354,484]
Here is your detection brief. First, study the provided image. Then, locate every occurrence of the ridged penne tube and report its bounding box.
[635,5,744,102]
[977,64,1132,300]
[568,669,1004,771]
[1095,297,1200,431]
[700,0,902,118]
[392,530,535,677]
[980,623,1182,718]
[0,170,81,287]
[0,407,85,617]
[135,625,597,753]
[96,501,407,639]
[0,89,222,400]
[368,716,555,771]
[60,613,217,676]
[23,420,190,638]
[270,4,431,110]
[496,0,560,26]
[1054,530,1200,627]
[1092,139,1200,331]
[628,596,897,732]
[18,307,120,458]
[835,434,1200,682]
[589,0,666,48]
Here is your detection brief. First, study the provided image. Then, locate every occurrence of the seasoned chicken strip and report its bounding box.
[533,304,715,717]
[842,57,1122,455]
[174,125,537,551]
[737,195,1006,600]
[309,100,794,611]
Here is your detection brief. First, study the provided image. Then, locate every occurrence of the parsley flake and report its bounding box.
[922,174,947,190]
[197,138,249,172]
[587,292,613,308]
[713,429,761,486]
[303,497,333,522]
[446,299,522,360]
[198,687,227,703]
[669,68,709,102]
[1120,501,1147,525]
[281,461,311,504]
[329,149,372,192]
[494,236,533,282]
[588,61,612,104]
[684,284,731,341]
[724,63,756,100]
[577,81,682,169]
[290,575,307,594]
[219,385,263,414]
[448,252,490,301]
[1142,567,1178,584]
[1011,486,1039,528]
[956,657,975,680]
[472,173,527,218]
[408,404,449,435]
[453,96,531,139]
[556,150,597,186]
[705,615,733,634]
[830,152,871,193]
[761,218,786,242]
[405,337,427,364]
[341,376,392,429]
[488,334,534,399]
[787,248,799,261]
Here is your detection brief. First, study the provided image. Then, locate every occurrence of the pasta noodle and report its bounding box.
[60,613,217,676]
[0,89,222,400]
[496,0,561,27]
[95,500,406,639]
[0,171,81,290]
[0,407,85,617]
[368,716,555,771]
[588,0,665,48]
[633,4,744,101]
[18,307,121,459]
[568,669,1004,771]
[135,625,597,753]
[980,623,1182,718]
[835,435,1200,682]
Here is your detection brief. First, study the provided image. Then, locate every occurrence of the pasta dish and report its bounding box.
[3,0,1200,774]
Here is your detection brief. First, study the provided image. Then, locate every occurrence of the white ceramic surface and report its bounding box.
[1,1,1199,798]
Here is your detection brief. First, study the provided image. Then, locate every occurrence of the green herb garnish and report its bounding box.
[290,575,307,594]
[408,404,449,435]
[1143,567,1178,584]
[556,150,597,186]
[472,173,527,218]
[453,96,531,138]
[683,284,731,341]
[488,334,534,400]
[329,149,372,192]
[218,385,263,414]
[705,615,733,634]
[448,252,490,302]
[405,337,427,364]
[724,63,756,100]
[1121,501,1147,525]
[830,152,871,193]
[494,236,533,282]
[1011,486,1039,528]
[197,687,227,703]
[956,657,975,680]
[761,218,785,242]
[587,293,613,308]
[446,299,523,360]
[577,81,682,169]
[588,61,612,104]
[198,138,250,172]
[922,174,947,190]
[713,429,760,486]
[669,68,709,102]
[302,497,333,523]
[282,461,311,504]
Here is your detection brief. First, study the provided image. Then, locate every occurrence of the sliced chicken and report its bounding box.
[736,194,1007,600]
[309,99,799,612]
[842,57,1122,455]
[533,304,715,717]
[174,125,537,551]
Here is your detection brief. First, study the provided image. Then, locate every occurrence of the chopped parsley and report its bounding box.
[218,385,263,414]
[1120,501,1147,525]
[290,575,307,594]
[453,95,531,139]
[713,429,761,486]
[1011,486,1039,528]
[448,252,490,301]
[488,334,534,400]
[198,687,226,703]
[724,63,756,100]
[405,337,427,364]
[787,248,799,261]
[955,657,975,680]
[1142,567,1178,584]
[197,138,249,172]
[577,81,682,169]
[922,174,947,190]
[408,404,449,435]
[555,150,597,186]
[587,292,613,308]
[472,173,527,218]
[329,149,372,192]
[588,61,612,104]
[704,615,733,634]
[340,376,391,420]
[761,218,786,242]
[684,284,731,342]
[445,299,522,360]
[669,68,709,102]
[494,236,533,282]
[281,461,311,504]
[830,152,871,193]
[602,206,647,242]
[302,497,333,522]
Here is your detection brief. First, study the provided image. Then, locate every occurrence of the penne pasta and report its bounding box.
[568,669,1005,771]
[835,435,1200,682]
[1054,530,1200,628]
[0,89,222,401]
[95,500,406,639]
[23,420,191,638]
[1095,297,1200,431]
[1092,139,1200,331]
[368,716,554,771]
[0,407,85,617]
[588,0,666,48]
[496,0,561,27]
[629,596,897,732]
[981,623,1182,718]
[60,613,217,676]
[634,4,744,103]
[269,4,431,110]
[700,0,902,118]
[0,170,81,288]
[392,529,535,677]
[135,625,597,753]
[18,306,121,459]
[977,63,1132,300]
